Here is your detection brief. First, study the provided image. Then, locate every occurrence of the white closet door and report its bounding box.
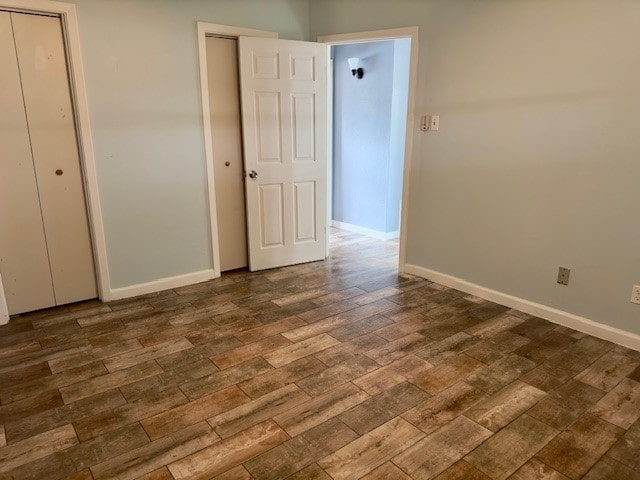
[12,13,97,306]
[0,12,55,314]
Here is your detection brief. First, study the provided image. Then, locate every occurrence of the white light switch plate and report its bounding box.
[631,285,640,305]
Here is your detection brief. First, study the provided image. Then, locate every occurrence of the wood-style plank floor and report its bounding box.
[1,229,640,480]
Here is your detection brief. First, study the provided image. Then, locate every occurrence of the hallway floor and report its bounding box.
[1,229,640,479]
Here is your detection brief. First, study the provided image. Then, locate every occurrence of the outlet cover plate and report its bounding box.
[631,285,640,305]
[557,267,570,286]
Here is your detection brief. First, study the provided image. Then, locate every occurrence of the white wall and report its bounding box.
[311,0,640,335]
[71,0,309,288]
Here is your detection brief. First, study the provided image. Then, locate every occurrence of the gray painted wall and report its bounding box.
[332,40,409,234]
[311,0,640,334]
[34,0,639,337]
[332,40,393,233]
[70,0,309,288]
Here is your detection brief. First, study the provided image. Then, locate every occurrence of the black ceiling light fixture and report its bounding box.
[348,57,364,79]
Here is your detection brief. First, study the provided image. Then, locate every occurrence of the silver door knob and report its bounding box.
[248,170,258,179]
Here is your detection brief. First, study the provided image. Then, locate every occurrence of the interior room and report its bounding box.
[0,0,639,479]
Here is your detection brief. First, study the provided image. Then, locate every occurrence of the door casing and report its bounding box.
[196,22,278,278]
[319,27,420,274]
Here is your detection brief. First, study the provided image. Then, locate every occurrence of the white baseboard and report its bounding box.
[404,264,640,352]
[332,220,399,241]
[104,269,217,302]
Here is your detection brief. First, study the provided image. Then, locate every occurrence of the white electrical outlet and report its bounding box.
[631,285,640,305]
[420,114,440,132]
[420,115,429,131]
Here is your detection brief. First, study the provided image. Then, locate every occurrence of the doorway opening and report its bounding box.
[197,23,278,277]
[320,27,419,273]
[329,38,411,252]
[199,24,328,276]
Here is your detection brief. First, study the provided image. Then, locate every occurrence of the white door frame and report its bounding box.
[196,22,278,277]
[0,0,110,314]
[0,273,8,324]
[318,27,419,273]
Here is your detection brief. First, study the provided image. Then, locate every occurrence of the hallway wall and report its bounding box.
[332,40,409,235]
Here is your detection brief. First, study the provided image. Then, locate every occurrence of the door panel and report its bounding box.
[0,12,56,314]
[259,184,285,247]
[294,181,316,243]
[255,92,282,164]
[206,36,248,271]
[12,13,97,305]
[239,37,327,271]
[290,56,315,81]
[252,51,279,79]
[291,94,315,162]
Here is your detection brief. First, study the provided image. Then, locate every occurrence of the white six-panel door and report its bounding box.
[238,37,327,271]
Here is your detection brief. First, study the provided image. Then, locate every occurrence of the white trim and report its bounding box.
[404,264,640,352]
[326,58,334,258]
[0,273,8,325]
[0,0,110,302]
[318,27,419,275]
[332,220,399,241]
[196,22,278,279]
[106,269,216,301]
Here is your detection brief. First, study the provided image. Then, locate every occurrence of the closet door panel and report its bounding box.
[206,36,248,271]
[0,12,56,314]
[12,13,97,305]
